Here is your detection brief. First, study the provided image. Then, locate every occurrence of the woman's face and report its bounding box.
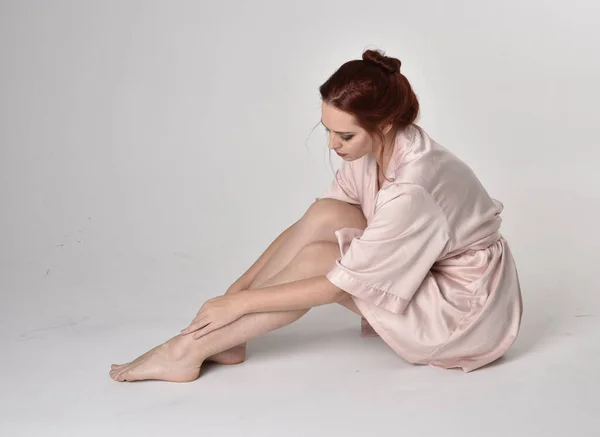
[320,101,376,161]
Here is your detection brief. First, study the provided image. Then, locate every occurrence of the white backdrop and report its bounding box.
[1,1,599,436]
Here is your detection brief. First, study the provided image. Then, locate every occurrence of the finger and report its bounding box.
[181,313,207,332]
[181,318,209,334]
[181,322,206,335]
[180,324,196,334]
[193,323,215,339]
[192,318,228,339]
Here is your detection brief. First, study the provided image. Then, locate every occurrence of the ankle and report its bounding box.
[167,335,198,361]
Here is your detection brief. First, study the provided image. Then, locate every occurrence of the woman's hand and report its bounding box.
[180,294,247,339]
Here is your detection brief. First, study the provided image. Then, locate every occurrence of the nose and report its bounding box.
[328,136,342,150]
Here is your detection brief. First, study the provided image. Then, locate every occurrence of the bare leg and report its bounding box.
[109,199,367,380]
[206,199,367,364]
[249,201,365,287]
[109,241,342,382]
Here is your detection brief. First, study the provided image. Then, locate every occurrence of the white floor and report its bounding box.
[1,253,598,437]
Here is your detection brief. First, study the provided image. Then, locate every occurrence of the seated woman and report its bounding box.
[109,49,523,382]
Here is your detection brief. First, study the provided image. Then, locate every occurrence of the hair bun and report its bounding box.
[362,49,401,74]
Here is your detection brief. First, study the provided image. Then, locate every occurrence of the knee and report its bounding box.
[298,240,339,257]
[301,198,367,232]
[293,241,340,268]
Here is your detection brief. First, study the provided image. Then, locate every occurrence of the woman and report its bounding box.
[109,49,523,382]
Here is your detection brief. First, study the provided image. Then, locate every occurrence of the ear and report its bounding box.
[380,122,394,135]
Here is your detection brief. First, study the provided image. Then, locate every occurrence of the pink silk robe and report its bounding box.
[318,124,523,372]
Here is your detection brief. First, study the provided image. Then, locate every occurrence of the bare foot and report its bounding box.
[206,344,247,365]
[109,335,202,382]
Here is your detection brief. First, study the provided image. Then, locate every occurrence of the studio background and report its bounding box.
[1,1,598,436]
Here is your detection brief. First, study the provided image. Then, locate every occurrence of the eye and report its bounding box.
[323,126,353,142]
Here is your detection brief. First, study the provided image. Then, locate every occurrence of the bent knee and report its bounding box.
[296,240,340,259]
[291,241,341,271]
[301,199,367,235]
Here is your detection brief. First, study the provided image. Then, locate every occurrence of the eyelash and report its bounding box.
[325,129,353,142]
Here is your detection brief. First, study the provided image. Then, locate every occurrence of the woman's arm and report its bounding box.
[225,220,299,294]
[238,276,347,313]
[181,276,347,338]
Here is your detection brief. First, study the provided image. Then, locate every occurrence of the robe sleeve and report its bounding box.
[325,183,451,314]
[316,161,360,205]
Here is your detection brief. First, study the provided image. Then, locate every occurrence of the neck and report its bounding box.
[373,128,398,172]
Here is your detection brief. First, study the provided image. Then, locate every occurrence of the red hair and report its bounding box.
[318,49,419,181]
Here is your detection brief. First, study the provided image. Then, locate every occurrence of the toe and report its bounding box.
[111,365,129,381]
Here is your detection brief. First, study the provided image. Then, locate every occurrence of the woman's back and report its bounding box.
[321,124,523,371]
